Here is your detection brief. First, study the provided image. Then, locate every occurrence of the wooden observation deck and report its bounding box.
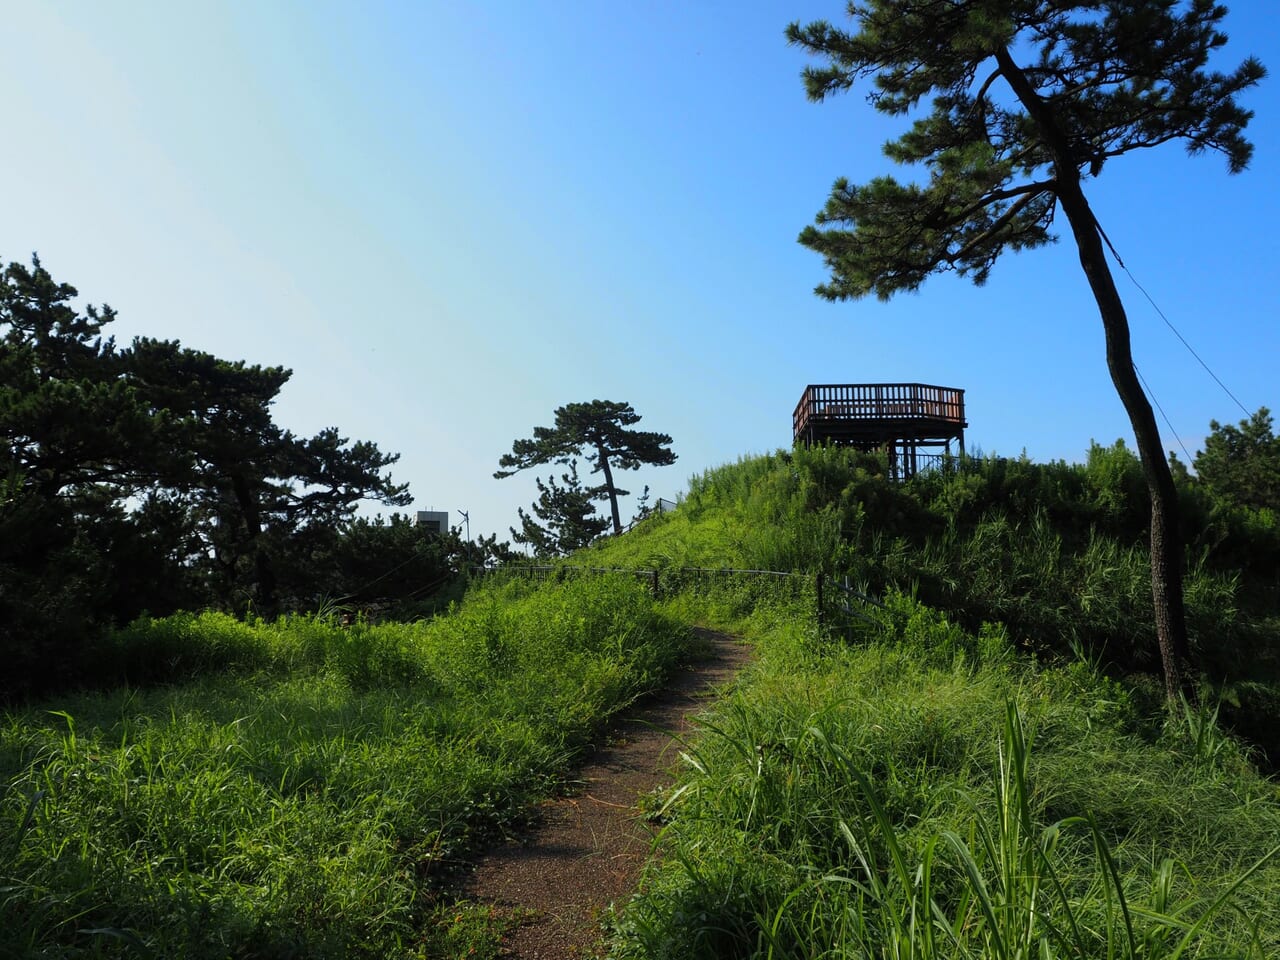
[793,383,967,478]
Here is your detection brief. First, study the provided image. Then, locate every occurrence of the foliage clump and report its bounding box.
[0,257,416,698]
[1194,407,1280,513]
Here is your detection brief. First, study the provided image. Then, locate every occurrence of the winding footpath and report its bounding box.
[462,628,752,958]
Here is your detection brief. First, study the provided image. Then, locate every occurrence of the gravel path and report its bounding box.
[462,628,752,958]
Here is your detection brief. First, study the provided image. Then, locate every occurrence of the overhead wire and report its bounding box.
[1093,216,1252,419]
[1134,362,1196,465]
[350,549,433,596]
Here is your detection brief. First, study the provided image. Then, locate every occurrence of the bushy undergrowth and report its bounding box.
[608,595,1280,959]
[0,575,687,958]
[588,446,1280,955]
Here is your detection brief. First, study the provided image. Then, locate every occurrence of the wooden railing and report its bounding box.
[793,383,966,439]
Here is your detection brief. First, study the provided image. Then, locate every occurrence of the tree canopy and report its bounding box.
[1194,407,1280,512]
[495,400,676,536]
[509,460,611,557]
[1,256,413,695]
[787,0,1264,702]
[788,0,1264,301]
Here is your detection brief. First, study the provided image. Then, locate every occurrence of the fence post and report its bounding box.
[651,569,660,599]
[816,572,825,633]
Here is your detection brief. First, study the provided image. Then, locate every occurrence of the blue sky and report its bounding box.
[3,2,1277,541]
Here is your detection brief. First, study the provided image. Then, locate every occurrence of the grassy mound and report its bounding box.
[5,444,1278,958]
[579,446,1280,958]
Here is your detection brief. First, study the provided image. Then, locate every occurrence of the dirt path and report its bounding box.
[462,628,751,958]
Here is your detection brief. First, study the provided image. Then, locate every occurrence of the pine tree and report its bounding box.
[1,256,410,645]
[510,461,610,557]
[495,400,676,535]
[788,0,1264,702]
[1194,407,1280,512]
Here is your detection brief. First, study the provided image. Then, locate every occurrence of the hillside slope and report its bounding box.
[581,446,1280,958]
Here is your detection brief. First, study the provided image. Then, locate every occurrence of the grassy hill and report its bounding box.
[586,445,1280,958]
[3,444,1279,958]
[0,577,689,958]
[591,443,1280,756]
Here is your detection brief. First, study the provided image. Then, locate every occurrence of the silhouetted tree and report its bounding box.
[1,255,411,694]
[495,400,676,535]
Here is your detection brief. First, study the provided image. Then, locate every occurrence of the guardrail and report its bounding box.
[793,383,967,441]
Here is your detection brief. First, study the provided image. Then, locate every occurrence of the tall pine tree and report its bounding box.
[495,400,676,535]
[788,0,1264,702]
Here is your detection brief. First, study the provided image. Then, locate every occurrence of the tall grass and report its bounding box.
[579,449,1280,956]
[0,575,687,958]
[607,595,1280,959]
[591,445,1280,759]
[7,444,1279,957]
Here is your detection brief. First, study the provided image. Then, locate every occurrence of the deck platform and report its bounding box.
[793,383,967,477]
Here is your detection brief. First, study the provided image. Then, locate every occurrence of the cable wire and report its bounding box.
[351,550,431,596]
[1094,217,1252,419]
[1134,362,1196,465]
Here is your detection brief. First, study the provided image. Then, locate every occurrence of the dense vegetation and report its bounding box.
[0,257,512,701]
[578,447,1280,958]
[589,443,1280,763]
[5,413,1280,955]
[0,575,686,957]
[607,586,1280,959]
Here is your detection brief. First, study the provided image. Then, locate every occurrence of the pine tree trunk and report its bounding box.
[596,446,623,535]
[1058,190,1192,704]
[997,48,1192,703]
[231,472,277,616]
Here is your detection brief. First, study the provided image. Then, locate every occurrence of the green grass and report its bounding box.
[0,575,688,958]
[578,448,1280,956]
[582,447,1280,954]
[594,447,1280,757]
[606,592,1280,959]
[7,446,1280,958]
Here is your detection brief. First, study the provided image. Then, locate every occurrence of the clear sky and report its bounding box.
[3,2,1277,541]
